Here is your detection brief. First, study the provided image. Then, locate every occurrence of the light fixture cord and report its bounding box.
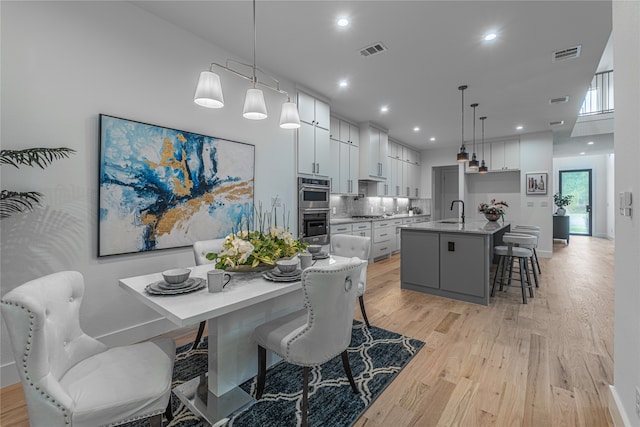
[461,87,465,149]
[481,116,486,159]
[472,104,477,154]
[252,0,257,87]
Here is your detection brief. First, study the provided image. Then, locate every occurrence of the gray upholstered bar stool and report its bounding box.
[513,225,542,275]
[507,228,540,288]
[491,234,537,304]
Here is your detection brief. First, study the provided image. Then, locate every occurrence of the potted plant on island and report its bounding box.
[553,192,573,216]
[478,199,509,222]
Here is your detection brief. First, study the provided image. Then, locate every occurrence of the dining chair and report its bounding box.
[252,258,363,427]
[191,238,225,349]
[1,271,175,427]
[330,234,372,327]
[491,234,537,304]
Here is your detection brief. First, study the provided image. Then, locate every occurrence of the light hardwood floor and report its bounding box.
[1,236,615,426]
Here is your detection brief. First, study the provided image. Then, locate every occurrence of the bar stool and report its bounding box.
[508,228,540,288]
[491,234,537,304]
[513,225,542,275]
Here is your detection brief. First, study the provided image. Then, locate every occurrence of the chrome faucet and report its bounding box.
[450,200,465,223]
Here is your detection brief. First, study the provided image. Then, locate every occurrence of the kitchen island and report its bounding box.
[400,220,510,305]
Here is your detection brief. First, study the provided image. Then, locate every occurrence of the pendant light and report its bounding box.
[479,116,489,174]
[468,103,479,169]
[456,85,469,162]
[193,0,300,129]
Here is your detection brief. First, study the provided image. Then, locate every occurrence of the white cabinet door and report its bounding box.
[314,126,330,177]
[298,92,315,125]
[402,161,410,197]
[349,123,360,146]
[329,138,340,193]
[410,163,421,198]
[368,128,381,177]
[338,141,350,193]
[315,99,330,130]
[504,140,520,169]
[330,117,340,141]
[489,141,505,171]
[348,144,359,194]
[379,131,389,178]
[339,120,350,143]
[298,122,316,175]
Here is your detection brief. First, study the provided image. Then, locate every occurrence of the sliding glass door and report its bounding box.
[559,169,592,236]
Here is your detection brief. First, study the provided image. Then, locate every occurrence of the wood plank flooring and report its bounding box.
[0,236,615,426]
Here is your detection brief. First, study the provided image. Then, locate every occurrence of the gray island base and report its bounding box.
[400,220,510,305]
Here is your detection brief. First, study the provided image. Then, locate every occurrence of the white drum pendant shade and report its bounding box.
[243,88,268,120]
[194,71,224,108]
[279,101,301,129]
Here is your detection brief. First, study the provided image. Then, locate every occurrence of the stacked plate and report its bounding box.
[312,252,330,260]
[263,267,302,282]
[145,277,205,295]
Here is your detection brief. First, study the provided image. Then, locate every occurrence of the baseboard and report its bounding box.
[538,249,552,259]
[609,384,633,427]
[1,317,175,388]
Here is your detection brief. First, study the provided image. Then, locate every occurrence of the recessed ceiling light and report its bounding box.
[587,141,594,145]
[430,137,436,142]
[337,17,349,28]
[580,152,586,155]
[339,80,348,88]
[516,125,523,131]
[413,127,420,132]
[484,32,497,42]
[380,106,389,113]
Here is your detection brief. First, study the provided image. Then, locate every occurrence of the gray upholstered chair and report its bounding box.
[191,238,225,349]
[252,259,363,427]
[0,271,175,427]
[330,234,372,327]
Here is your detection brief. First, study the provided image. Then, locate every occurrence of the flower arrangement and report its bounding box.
[553,192,573,208]
[206,202,306,270]
[478,199,509,217]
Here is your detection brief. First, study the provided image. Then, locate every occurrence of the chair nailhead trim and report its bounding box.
[0,300,72,424]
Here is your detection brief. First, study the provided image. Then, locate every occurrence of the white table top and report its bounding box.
[118,256,347,327]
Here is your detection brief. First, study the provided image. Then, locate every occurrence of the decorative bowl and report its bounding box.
[276,259,298,273]
[307,244,322,254]
[484,212,501,222]
[162,268,191,284]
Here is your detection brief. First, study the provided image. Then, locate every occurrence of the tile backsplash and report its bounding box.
[331,195,431,218]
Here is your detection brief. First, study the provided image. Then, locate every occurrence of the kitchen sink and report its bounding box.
[438,220,463,224]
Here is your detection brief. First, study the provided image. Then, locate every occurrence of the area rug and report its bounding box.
[125,321,424,427]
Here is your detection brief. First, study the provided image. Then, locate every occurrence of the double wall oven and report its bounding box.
[298,177,330,245]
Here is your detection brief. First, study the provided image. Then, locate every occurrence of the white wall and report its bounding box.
[612,2,640,425]
[552,154,611,238]
[0,1,297,386]
[606,153,615,239]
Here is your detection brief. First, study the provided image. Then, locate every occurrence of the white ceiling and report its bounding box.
[132,0,612,155]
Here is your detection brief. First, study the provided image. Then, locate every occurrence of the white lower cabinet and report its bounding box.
[372,220,395,259]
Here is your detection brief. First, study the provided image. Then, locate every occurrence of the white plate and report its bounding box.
[262,272,302,282]
[156,277,200,290]
[146,278,205,295]
[312,252,330,260]
[270,268,302,277]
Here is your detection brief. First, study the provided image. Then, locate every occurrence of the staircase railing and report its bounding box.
[579,70,614,116]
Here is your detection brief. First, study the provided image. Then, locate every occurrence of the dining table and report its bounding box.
[118,254,353,425]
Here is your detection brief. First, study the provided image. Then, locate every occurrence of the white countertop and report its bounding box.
[331,213,430,225]
[400,220,510,235]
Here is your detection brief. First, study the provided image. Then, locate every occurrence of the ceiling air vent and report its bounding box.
[552,45,582,62]
[549,96,569,104]
[550,120,565,126]
[359,42,388,57]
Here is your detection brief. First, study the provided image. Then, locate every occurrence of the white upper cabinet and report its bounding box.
[329,116,359,194]
[489,140,520,171]
[298,91,330,176]
[359,123,389,181]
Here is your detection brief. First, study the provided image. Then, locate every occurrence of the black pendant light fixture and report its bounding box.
[456,85,469,162]
[479,116,489,174]
[468,103,479,169]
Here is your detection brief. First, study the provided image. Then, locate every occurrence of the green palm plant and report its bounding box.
[1,148,76,219]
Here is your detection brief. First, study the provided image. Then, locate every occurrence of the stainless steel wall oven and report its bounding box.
[298,177,330,244]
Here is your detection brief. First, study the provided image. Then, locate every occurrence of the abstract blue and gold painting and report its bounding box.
[98,115,254,256]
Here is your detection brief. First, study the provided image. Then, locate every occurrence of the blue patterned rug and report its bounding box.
[126,321,424,427]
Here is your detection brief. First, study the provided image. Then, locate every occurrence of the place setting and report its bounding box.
[307,244,330,260]
[263,259,302,282]
[145,268,205,296]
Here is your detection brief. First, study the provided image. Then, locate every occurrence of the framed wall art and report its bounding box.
[526,172,548,195]
[98,114,254,256]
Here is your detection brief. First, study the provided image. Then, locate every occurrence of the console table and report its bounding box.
[553,215,570,244]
